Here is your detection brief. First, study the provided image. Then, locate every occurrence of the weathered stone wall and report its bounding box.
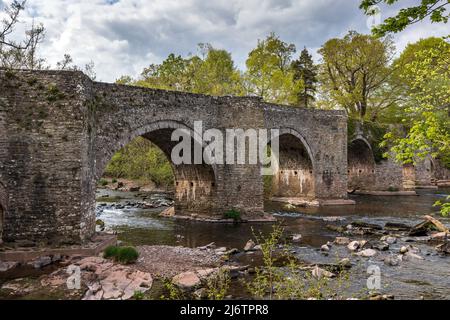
[0,70,349,243]
[0,70,94,244]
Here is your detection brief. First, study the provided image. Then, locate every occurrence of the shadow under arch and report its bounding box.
[96,120,217,216]
[347,137,376,191]
[266,127,316,201]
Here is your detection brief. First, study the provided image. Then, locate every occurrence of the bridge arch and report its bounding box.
[347,137,376,191]
[267,128,316,201]
[96,120,217,216]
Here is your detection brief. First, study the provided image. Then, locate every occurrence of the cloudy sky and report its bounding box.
[1,0,448,82]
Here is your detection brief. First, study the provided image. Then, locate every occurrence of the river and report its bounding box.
[96,188,450,300]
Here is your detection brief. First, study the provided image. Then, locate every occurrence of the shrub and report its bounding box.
[99,179,108,186]
[224,209,241,222]
[112,178,118,184]
[117,246,139,264]
[103,245,120,259]
[387,186,399,192]
[133,290,145,300]
[103,246,139,264]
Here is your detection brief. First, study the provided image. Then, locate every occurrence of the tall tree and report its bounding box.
[291,47,318,108]
[360,0,450,37]
[245,33,303,105]
[318,31,395,119]
[0,1,45,69]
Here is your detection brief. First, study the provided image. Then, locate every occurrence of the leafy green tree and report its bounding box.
[291,47,318,108]
[318,31,396,119]
[382,39,450,169]
[104,137,174,188]
[245,33,303,105]
[360,0,450,37]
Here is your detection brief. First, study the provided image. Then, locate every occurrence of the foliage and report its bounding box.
[223,209,241,222]
[135,45,244,96]
[0,1,46,69]
[244,33,304,105]
[245,224,352,300]
[318,31,396,119]
[381,40,450,169]
[132,290,145,300]
[103,245,120,259]
[360,0,450,37]
[291,47,318,108]
[434,196,450,217]
[98,179,108,186]
[103,246,139,264]
[104,137,174,188]
[205,269,231,300]
[161,280,185,300]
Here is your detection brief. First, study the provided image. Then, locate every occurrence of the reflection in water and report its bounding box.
[96,187,450,299]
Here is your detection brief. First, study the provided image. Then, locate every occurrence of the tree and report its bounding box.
[382,38,450,168]
[135,44,244,96]
[318,31,396,119]
[245,33,303,105]
[360,0,450,37]
[291,47,318,108]
[0,1,45,69]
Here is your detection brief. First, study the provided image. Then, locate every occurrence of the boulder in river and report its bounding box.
[335,237,350,245]
[311,266,335,279]
[172,271,201,290]
[356,249,377,257]
[347,241,360,251]
[384,255,400,266]
[292,234,302,242]
[435,242,450,255]
[380,236,397,244]
[321,244,330,252]
[244,239,256,251]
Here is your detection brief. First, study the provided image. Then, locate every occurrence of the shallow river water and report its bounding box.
[96,188,450,300]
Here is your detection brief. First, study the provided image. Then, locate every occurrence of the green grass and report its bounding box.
[103,245,139,264]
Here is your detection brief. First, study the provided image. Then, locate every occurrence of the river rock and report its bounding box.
[431,232,448,240]
[404,252,424,260]
[357,249,377,257]
[311,266,335,279]
[172,271,201,290]
[335,237,350,245]
[380,235,397,244]
[377,242,390,251]
[321,244,330,252]
[215,247,227,254]
[384,255,400,266]
[193,287,207,299]
[338,258,352,268]
[0,261,19,272]
[292,234,302,242]
[435,242,450,254]
[244,240,256,251]
[30,256,52,269]
[196,268,216,279]
[399,246,409,254]
[347,241,360,251]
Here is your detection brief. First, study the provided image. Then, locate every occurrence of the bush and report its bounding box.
[99,179,108,186]
[117,246,140,264]
[103,245,139,264]
[112,178,118,184]
[103,245,120,259]
[224,209,241,222]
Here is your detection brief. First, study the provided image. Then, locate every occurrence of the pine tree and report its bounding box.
[291,47,318,108]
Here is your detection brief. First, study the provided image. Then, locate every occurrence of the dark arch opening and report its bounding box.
[96,123,217,220]
[347,139,376,191]
[265,132,315,203]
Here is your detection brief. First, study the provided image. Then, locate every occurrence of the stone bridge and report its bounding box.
[0,70,352,244]
[2,70,447,245]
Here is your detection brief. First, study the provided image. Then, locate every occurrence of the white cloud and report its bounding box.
[3,0,448,82]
